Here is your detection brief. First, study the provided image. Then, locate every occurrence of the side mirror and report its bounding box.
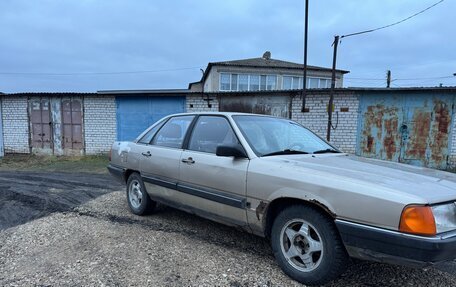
[216,145,248,158]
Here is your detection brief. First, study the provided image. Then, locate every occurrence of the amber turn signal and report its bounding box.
[399,205,436,236]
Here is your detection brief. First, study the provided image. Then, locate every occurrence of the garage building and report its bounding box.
[1,87,456,170]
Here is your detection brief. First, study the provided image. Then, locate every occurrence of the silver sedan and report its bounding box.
[108,112,456,286]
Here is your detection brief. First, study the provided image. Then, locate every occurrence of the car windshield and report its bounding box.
[232,115,339,156]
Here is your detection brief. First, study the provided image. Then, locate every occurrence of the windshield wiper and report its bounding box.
[262,149,309,157]
[312,148,341,154]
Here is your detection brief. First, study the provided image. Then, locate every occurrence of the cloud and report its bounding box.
[0,0,454,92]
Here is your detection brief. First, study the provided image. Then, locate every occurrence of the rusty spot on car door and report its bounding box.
[256,201,268,220]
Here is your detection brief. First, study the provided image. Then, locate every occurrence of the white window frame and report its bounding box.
[220,73,281,91]
[238,73,249,91]
[283,75,304,90]
[231,73,239,91]
[220,73,231,91]
[249,74,260,91]
[265,74,278,91]
[307,76,332,88]
[282,75,293,90]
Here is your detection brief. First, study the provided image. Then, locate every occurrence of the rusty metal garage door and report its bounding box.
[219,95,291,118]
[357,93,454,170]
[61,97,83,154]
[30,97,52,152]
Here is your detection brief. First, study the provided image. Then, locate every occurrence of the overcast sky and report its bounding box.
[0,0,454,93]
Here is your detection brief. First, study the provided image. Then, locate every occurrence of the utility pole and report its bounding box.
[386,70,391,88]
[301,0,309,112]
[326,35,339,142]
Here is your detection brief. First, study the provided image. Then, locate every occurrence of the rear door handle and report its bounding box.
[141,151,151,157]
[181,157,195,164]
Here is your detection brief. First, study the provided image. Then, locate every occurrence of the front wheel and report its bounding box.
[126,173,156,215]
[271,205,348,286]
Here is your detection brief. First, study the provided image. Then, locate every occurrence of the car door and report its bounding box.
[138,115,195,202]
[178,115,249,226]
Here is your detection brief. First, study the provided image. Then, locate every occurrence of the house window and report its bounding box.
[292,76,301,89]
[250,75,260,91]
[220,73,230,91]
[283,76,304,90]
[260,75,267,90]
[309,78,319,89]
[266,75,277,90]
[283,76,292,89]
[231,74,238,90]
[239,74,249,91]
[320,79,331,88]
[220,73,279,91]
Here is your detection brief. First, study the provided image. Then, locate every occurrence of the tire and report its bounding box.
[271,205,348,286]
[126,172,156,215]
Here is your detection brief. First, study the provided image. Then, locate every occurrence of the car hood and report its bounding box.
[262,154,456,204]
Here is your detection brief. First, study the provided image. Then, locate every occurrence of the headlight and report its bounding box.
[432,203,456,234]
[399,203,456,236]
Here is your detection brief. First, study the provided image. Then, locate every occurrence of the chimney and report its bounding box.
[262,51,271,60]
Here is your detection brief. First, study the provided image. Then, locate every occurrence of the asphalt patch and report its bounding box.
[0,171,122,230]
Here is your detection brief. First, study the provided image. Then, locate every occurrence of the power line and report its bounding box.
[392,75,453,81]
[0,66,201,76]
[324,1,445,140]
[341,0,444,39]
[345,77,384,81]
[345,75,454,81]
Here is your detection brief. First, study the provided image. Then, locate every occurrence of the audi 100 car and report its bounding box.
[108,112,456,286]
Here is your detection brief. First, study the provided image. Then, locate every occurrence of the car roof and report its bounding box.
[169,111,279,118]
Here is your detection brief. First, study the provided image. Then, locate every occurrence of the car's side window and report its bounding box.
[137,120,165,144]
[188,116,239,154]
[152,116,194,148]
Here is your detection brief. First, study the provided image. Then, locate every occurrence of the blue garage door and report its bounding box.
[116,96,185,141]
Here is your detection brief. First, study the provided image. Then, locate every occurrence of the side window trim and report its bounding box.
[149,117,172,145]
[183,115,248,156]
[150,115,196,149]
[136,118,168,145]
[182,115,200,149]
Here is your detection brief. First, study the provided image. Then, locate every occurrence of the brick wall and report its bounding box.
[1,96,29,153]
[449,115,456,169]
[291,93,359,154]
[186,95,219,112]
[84,96,116,154]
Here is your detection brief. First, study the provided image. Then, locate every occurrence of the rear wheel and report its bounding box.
[271,205,348,286]
[126,173,156,215]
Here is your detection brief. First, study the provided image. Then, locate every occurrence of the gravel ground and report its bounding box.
[1,172,456,286]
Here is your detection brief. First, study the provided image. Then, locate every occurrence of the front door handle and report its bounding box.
[181,157,195,164]
[141,151,152,157]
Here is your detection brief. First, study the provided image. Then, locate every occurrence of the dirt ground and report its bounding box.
[0,154,108,174]
[1,156,456,286]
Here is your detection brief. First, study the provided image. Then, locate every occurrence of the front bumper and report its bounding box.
[336,219,456,267]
